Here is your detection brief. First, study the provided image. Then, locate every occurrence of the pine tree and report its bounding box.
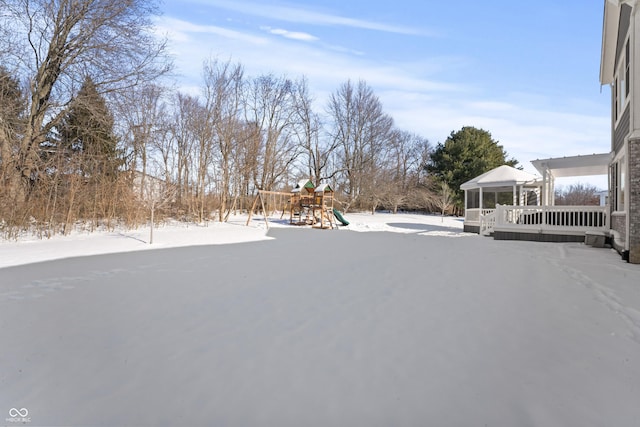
[59,77,120,178]
[427,126,518,210]
[0,67,24,186]
[0,66,23,125]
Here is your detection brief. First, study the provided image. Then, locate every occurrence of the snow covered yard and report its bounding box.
[1,213,639,426]
[0,212,466,270]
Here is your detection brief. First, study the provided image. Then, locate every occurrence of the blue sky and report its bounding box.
[156,0,610,187]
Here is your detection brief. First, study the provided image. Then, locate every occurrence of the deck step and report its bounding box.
[585,231,609,248]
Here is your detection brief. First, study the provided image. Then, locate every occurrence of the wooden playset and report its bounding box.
[288,180,334,229]
[246,179,347,229]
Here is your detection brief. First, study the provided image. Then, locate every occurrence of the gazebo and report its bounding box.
[461,165,542,233]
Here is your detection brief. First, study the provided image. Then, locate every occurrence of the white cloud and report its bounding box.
[155,17,269,46]
[260,26,319,42]
[158,14,454,94]
[188,0,429,36]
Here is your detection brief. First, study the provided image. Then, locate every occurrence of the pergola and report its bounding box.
[530,153,611,206]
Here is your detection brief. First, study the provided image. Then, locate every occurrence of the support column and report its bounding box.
[519,185,524,205]
[542,169,548,206]
[538,187,542,206]
[464,190,468,218]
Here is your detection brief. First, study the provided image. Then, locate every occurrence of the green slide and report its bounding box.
[333,208,350,226]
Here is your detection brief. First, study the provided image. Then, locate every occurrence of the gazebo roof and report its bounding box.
[460,165,541,190]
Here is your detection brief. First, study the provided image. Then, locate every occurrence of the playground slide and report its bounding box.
[333,208,350,226]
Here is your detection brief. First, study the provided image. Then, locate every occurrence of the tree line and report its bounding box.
[0,0,518,238]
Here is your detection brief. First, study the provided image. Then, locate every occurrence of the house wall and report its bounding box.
[629,138,640,262]
[628,4,640,262]
[616,4,633,67]
[611,213,627,252]
[614,106,630,152]
[610,23,631,258]
[606,1,639,262]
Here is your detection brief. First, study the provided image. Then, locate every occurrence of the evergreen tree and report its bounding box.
[0,66,23,125]
[427,126,518,210]
[59,76,120,177]
[0,67,24,186]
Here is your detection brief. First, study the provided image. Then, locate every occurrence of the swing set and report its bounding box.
[246,180,339,230]
[245,189,291,229]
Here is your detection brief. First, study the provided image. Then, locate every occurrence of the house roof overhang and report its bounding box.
[531,153,612,178]
[601,1,620,85]
[601,0,637,84]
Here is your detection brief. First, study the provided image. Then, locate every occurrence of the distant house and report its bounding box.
[130,170,168,201]
[601,0,640,263]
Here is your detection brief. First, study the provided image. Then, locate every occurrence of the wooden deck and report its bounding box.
[465,205,609,242]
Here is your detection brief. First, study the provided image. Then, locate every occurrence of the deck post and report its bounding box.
[464,190,468,220]
[542,168,548,206]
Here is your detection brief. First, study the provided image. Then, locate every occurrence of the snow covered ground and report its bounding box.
[1,212,639,426]
[0,212,465,269]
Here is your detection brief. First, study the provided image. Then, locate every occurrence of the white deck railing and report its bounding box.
[465,208,495,223]
[480,210,496,236]
[466,205,609,235]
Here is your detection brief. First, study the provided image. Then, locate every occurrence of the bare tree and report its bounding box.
[231,121,261,212]
[171,92,198,212]
[202,58,245,221]
[114,84,168,204]
[191,98,215,222]
[380,130,432,213]
[292,76,338,186]
[150,107,176,190]
[0,0,170,202]
[327,79,393,212]
[244,74,299,191]
[555,183,600,206]
[431,181,454,221]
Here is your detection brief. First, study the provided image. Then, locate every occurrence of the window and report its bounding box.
[615,76,619,120]
[615,39,631,121]
[620,158,626,211]
[611,163,617,210]
[625,40,630,99]
[611,158,626,212]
